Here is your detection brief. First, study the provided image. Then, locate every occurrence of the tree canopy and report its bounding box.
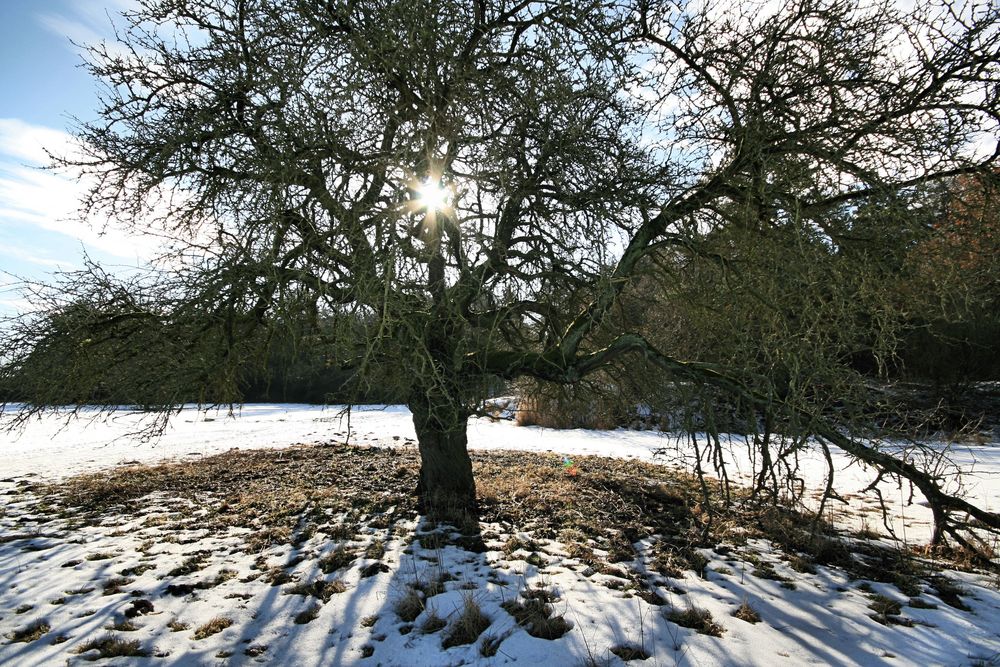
[3,0,1000,547]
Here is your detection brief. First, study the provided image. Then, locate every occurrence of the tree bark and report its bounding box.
[409,389,477,521]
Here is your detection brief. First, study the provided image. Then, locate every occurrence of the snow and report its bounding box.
[2,404,999,666]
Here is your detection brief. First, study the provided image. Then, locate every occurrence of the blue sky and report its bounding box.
[0,0,144,316]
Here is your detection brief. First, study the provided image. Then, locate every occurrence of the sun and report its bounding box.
[416,178,450,213]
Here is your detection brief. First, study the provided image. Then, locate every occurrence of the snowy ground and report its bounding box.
[4,403,998,542]
[1,404,999,666]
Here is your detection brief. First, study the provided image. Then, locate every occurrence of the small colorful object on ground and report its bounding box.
[562,456,580,477]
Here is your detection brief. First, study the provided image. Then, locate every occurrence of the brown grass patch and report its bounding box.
[733,599,761,623]
[29,440,973,597]
[318,547,358,574]
[7,619,50,643]
[192,616,233,640]
[71,635,148,658]
[667,605,725,637]
[610,643,651,661]
[395,588,424,622]
[294,605,321,625]
[419,609,447,634]
[500,591,571,640]
[441,595,491,648]
[284,578,346,603]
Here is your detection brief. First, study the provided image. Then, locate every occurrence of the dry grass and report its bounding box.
[318,547,358,574]
[442,594,491,648]
[514,394,619,430]
[610,643,651,661]
[666,605,725,637]
[394,588,425,623]
[71,635,148,658]
[501,587,571,640]
[480,634,504,657]
[284,578,347,603]
[192,616,233,640]
[101,576,133,596]
[733,599,761,624]
[39,444,420,554]
[26,441,980,603]
[7,619,50,643]
[364,540,386,560]
[419,608,447,634]
[107,618,140,632]
[29,442,797,579]
[502,599,572,639]
[294,605,321,625]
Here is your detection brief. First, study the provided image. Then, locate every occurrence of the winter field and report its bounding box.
[1,404,999,666]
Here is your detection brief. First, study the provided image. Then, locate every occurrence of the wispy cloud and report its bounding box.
[36,0,137,52]
[0,119,75,165]
[0,117,161,263]
[0,243,77,271]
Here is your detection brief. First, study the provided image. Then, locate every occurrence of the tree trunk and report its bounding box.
[409,390,477,522]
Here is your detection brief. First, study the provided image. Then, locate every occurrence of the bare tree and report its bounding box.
[3,0,999,540]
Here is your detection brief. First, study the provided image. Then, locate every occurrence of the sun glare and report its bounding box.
[416,179,449,212]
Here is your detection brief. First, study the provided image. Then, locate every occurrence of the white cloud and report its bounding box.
[37,11,106,49]
[0,119,76,166]
[0,244,75,271]
[0,117,161,263]
[37,0,138,48]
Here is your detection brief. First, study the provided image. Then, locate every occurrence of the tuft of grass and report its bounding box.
[610,643,651,661]
[119,564,156,577]
[927,575,972,611]
[361,615,379,628]
[262,566,296,586]
[501,589,571,640]
[294,605,321,625]
[480,634,504,657]
[319,547,357,574]
[360,562,390,578]
[7,619,51,643]
[907,597,938,610]
[867,594,902,617]
[395,588,424,623]
[667,605,725,637]
[85,551,117,561]
[192,616,233,640]
[419,608,447,634]
[72,635,148,658]
[733,599,761,624]
[102,576,133,596]
[206,568,238,587]
[364,540,385,560]
[167,619,190,632]
[787,555,817,574]
[107,619,139,632]
[442,595,491,649]
[502,535,537,556]
[284,578,346,603]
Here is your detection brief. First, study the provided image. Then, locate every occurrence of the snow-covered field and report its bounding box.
[5,403,998,542]
[1,404,999,666]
